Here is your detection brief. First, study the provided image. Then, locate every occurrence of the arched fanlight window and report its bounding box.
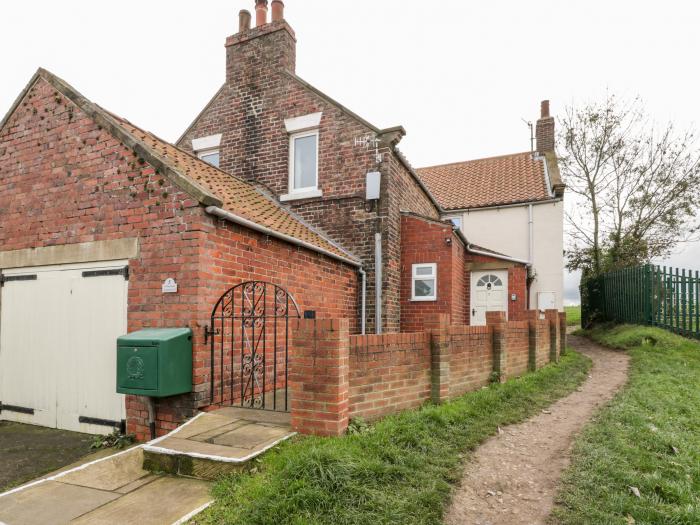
[476,274,503,290]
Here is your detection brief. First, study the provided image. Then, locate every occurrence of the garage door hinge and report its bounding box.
[0,274,37,287]
[0,402,35,415]
[81,266,129,281]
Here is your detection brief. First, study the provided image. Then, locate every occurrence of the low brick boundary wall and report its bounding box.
[290,309,565,435]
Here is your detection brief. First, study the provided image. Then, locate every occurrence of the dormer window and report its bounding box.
[281,112,323,201]
[192,134,222,168]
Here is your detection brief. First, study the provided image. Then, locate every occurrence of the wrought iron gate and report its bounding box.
[208,281,300,412]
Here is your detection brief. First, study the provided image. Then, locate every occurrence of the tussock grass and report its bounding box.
[194,352,590,525]
[553,325,700,525]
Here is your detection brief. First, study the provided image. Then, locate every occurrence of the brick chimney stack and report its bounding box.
[225,1,297,84]
[255,0,268,27]
[536,100,555,153]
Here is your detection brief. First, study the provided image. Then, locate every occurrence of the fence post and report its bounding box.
[426,314,451,404]
[487,311,508,382]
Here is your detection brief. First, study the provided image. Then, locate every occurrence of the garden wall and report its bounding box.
[289,310,567,436]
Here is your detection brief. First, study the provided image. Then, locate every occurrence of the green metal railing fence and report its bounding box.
[581,264,700,337]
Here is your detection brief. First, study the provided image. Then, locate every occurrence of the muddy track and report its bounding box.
[444,334,629,525]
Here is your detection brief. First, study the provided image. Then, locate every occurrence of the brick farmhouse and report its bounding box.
[0,1,565,438]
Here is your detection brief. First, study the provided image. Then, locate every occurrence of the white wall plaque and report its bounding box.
[162,278,178,293]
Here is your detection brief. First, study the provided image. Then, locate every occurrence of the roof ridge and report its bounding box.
[417,151,537,172]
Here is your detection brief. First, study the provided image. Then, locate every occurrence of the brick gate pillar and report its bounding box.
[559,312,568,355]
[545,309,561,363]
[289,319,350,436]
[526,310,540,372]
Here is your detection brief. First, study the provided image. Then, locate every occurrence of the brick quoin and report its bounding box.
[0,76,357,441]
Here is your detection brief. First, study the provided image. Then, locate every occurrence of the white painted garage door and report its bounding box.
[0,261,128,434]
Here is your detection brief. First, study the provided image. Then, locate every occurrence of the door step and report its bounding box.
[143,408,294,480]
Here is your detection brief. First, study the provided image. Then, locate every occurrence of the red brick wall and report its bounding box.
[535,319,551,369]
[0,76,358,440]
[504,321,530,378]
[400,215,460,332]
[348,332,431,420]
[177,23,440,333]
[448,325,493,396]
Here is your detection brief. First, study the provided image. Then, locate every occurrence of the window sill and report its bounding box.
[280,189,323,202]
[410,297,437,302]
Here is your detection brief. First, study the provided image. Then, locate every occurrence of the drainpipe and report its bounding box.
[359,268,367,335]
[141,396,156,440]
[375,232,382,334]
[528,204,534,309]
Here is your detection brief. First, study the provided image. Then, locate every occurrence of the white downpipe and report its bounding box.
[375,232,382,335]
[359,268,367,335]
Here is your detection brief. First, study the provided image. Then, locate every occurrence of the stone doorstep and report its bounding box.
[142,408,295,480]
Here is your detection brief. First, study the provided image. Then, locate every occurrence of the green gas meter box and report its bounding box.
[116,328,192,397]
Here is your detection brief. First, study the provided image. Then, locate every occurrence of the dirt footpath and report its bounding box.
[444,335,630,525]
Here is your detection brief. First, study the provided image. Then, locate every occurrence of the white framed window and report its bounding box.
[411,263,437,301]
[197,149,220,168]
[281,112,323,202]
[192,134,222,168]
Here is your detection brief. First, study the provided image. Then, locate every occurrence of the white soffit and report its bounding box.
[284,112,323,133]
[192,133,222,151]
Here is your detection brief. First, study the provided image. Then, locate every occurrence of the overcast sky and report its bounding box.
[2,1,699,304]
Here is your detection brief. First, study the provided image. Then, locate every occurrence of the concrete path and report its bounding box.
[0,408,294,524]
[444,334,630,525]
[0,447,211,525]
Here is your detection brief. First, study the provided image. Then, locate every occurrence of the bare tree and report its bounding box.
[560,95,700,276]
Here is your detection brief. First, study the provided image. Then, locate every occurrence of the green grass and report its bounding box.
[194,352,591,525]
[565,305,581,327]
[553,324,700,525]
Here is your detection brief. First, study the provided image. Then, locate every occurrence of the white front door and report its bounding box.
[0,261,128,434]
[471,270,508,326]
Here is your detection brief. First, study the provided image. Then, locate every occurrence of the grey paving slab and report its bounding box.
[211,422,291,449]
[58,448,147,492]
[70,476,211,525]
[0,481,119,525]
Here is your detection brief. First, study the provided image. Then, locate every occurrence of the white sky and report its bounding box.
[2,0,699,305]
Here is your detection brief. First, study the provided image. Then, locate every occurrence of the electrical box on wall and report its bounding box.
[366,171,381,200]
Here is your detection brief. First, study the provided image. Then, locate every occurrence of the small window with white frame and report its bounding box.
[289,129,319,193]
[192,134,222,168]
[411,263,437,301]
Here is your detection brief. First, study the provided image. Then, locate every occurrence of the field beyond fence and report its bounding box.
[581,264,700,337]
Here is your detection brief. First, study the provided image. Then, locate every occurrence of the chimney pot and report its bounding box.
[255,0,268,27]
[239,10,252,33]
[540,100,550,118]
[271,0,284,22]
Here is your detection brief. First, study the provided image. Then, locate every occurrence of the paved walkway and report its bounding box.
[0,408,294,524]
[444,334,630,525]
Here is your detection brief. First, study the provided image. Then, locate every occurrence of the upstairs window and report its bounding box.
[192,134,222,168]
[411,263,437,301]
[281,112,323,201]
[197,149,220,168]
[290,130,318,192]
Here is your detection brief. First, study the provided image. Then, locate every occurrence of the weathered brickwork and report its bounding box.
[504,321,530,379]
[348,332,431,420]
[0,76,358,441]
[177,19,440,333]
